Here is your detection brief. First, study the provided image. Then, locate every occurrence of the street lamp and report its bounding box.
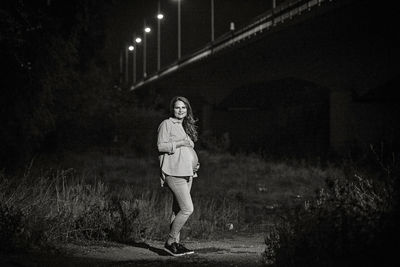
[124,44,136,85]
[157,0,164,71]
[143,21,151,78]
[119,49,123,84]
[133,36,142,83]
[173,0,182,59]
[128,44,135,84]
[128,45,134,83]
[178,0,181,59]
[124,45,129,84]
[211,0,214,42]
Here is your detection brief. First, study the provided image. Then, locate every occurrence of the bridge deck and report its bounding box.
[131,0,338,91]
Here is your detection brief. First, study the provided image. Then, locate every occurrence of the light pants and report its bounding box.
[165,175,193,244]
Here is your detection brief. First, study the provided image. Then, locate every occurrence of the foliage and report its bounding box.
[0,0,163,170]
[111,93,165,156]
[0,204,25,251]
[0,1,117,170]
[264,149,400,267]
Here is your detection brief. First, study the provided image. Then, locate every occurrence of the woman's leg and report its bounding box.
[166,176,193,245]
[170,177,193,243]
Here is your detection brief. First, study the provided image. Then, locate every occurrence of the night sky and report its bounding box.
[108,0,276,77]
[1,0,278,89]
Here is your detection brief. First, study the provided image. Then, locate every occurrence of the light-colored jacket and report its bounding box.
[157,117,198,186]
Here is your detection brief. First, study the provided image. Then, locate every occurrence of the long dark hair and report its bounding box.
[169,96,198,142]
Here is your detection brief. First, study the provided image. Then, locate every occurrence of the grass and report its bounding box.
[0,148,344,253]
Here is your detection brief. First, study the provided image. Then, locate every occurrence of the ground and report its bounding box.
[1,233,267,266]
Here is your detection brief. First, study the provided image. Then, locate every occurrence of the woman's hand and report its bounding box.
[193,162,200,172]
[176,139,192,148]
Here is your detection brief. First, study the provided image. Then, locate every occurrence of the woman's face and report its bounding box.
[173,100,187,120]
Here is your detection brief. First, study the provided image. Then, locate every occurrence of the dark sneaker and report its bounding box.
[177,243,194,255]
[164,242,185,256]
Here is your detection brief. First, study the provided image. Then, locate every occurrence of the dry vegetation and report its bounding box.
[2,147,398,267]
[0,149,339,253]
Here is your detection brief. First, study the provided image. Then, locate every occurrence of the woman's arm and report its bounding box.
[157,120,194,153]
[176,139,192,148]
[157,120,176,153]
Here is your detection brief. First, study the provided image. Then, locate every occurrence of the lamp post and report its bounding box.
[119,49,123,84]
[134,37,142,83]
[177,0,181,59]
[211,0,214,42]
[128,44,135,84]
[124,45,129,84]
[133,44,137,84]
[157,0,164,71]
[143,21,151,78]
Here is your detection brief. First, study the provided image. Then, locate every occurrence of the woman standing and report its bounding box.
[157,96,200,256]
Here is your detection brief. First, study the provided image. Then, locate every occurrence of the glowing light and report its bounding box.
[135,37,142,43]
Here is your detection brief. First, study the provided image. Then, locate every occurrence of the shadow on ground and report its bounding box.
[127,241,170,256]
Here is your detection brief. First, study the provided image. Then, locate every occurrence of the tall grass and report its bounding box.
[0,149,343,253]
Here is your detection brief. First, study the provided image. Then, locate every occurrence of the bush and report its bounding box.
[264,151,400,267]
[0,205,25,251]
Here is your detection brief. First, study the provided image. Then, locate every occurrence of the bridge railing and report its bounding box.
[131,0,334,91]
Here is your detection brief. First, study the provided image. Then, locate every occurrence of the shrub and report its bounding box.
[0,204,25,251]
[264,151,400,267]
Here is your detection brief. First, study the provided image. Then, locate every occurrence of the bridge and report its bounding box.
[130,0,400,156]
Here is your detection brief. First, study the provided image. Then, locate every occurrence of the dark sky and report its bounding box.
[107,0,276,78]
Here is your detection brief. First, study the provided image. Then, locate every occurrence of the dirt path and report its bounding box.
[2,233,267,266]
